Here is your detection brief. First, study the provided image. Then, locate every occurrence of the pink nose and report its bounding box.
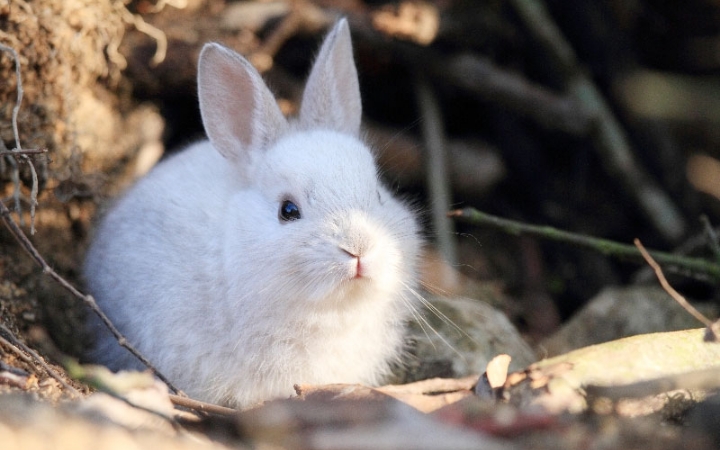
[354,256,364,278]
[342,248,365,278]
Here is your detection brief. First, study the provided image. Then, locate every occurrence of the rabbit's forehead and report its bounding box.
[264,131,378,197]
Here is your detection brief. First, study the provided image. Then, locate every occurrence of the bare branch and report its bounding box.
[169,394,237,417]
[507,0,686,242]
[0,148,48,156]
[0,323,81,397]
[700,215,720,264]
[415,76,457,274]
[634,238,715,338]
[0,43,40,233]
[450,207,720,281]
[0,200,184,395]
[249,5,305,72]
[0,43,23,152]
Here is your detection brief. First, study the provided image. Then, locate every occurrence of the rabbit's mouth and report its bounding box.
[311,271,379,310]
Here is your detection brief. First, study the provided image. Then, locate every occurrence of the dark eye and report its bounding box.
[279,199,301,222]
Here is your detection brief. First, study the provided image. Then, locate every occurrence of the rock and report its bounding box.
[397,294,536,383]
[540,285,718,356]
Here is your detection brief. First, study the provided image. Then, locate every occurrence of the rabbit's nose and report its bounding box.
[329,209,377,243]
[340,247,365,278]
[338,233,370,258]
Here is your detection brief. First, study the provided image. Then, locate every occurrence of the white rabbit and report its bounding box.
[83,19,422,408]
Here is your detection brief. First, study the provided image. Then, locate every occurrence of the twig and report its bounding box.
[0,323,81,397]
[506,0,577,77]
[169,394,238,417]
[585,366,720,402]
[634,238,715,332]
[57,356,181,427]
[0,201,184,395]
[249,4,304,72]
[0,148,48,156]
[0,43,24,154]
[441,53,592,135]
[632,224,720,284]
[507,0,686,242]
[0,334,33,365]
[246,0,333,72]
[700,215,720,264]
[344,16,593,136]
[112,392,180,428]
[0,42,39,233]
[415,76,457,272]
[450,207,720,281]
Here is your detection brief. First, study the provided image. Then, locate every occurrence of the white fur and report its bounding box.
[83,19,422,408]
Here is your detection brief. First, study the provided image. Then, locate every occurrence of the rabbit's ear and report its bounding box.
[198,43,287,165]
[299,19,361,136]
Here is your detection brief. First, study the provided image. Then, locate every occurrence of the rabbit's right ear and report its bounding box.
[198,43,287,167]
[299,19,361,136]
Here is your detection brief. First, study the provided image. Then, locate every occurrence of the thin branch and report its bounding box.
[507,0,686,242]
[169,394,238,417]
[0,43,24,219]
[441,53,592,135]
[634,238,714,329]
[0,200,184,395]
[57,357,181,427]
[0,323,80,397]
[112,391,180,428]
[415,75,457,271]
[700,215,720,264]
[0,334,33,365]
[0,43,24,153]
[0,148,48,156]
[0,43,39,233]
[344,16,593,136]
[249,5,305,72]
[450,207,720,281]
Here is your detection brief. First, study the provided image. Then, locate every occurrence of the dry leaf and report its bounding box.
[295,377,477,413]
[486,354,512,389]
[506,328,720,414]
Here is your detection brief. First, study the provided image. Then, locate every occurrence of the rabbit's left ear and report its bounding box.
[299,19,362,136]
[198,43,288,168]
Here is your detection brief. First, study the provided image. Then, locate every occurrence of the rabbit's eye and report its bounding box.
[279,200,301,222]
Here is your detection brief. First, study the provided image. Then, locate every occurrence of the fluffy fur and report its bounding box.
[83,19,422,408]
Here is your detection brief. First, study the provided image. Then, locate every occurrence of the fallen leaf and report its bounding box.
[505,328,720,415]
[486,354,512,388]
[295,376,477,413]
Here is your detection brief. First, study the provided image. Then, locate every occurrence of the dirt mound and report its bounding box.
[1,0,164,375]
